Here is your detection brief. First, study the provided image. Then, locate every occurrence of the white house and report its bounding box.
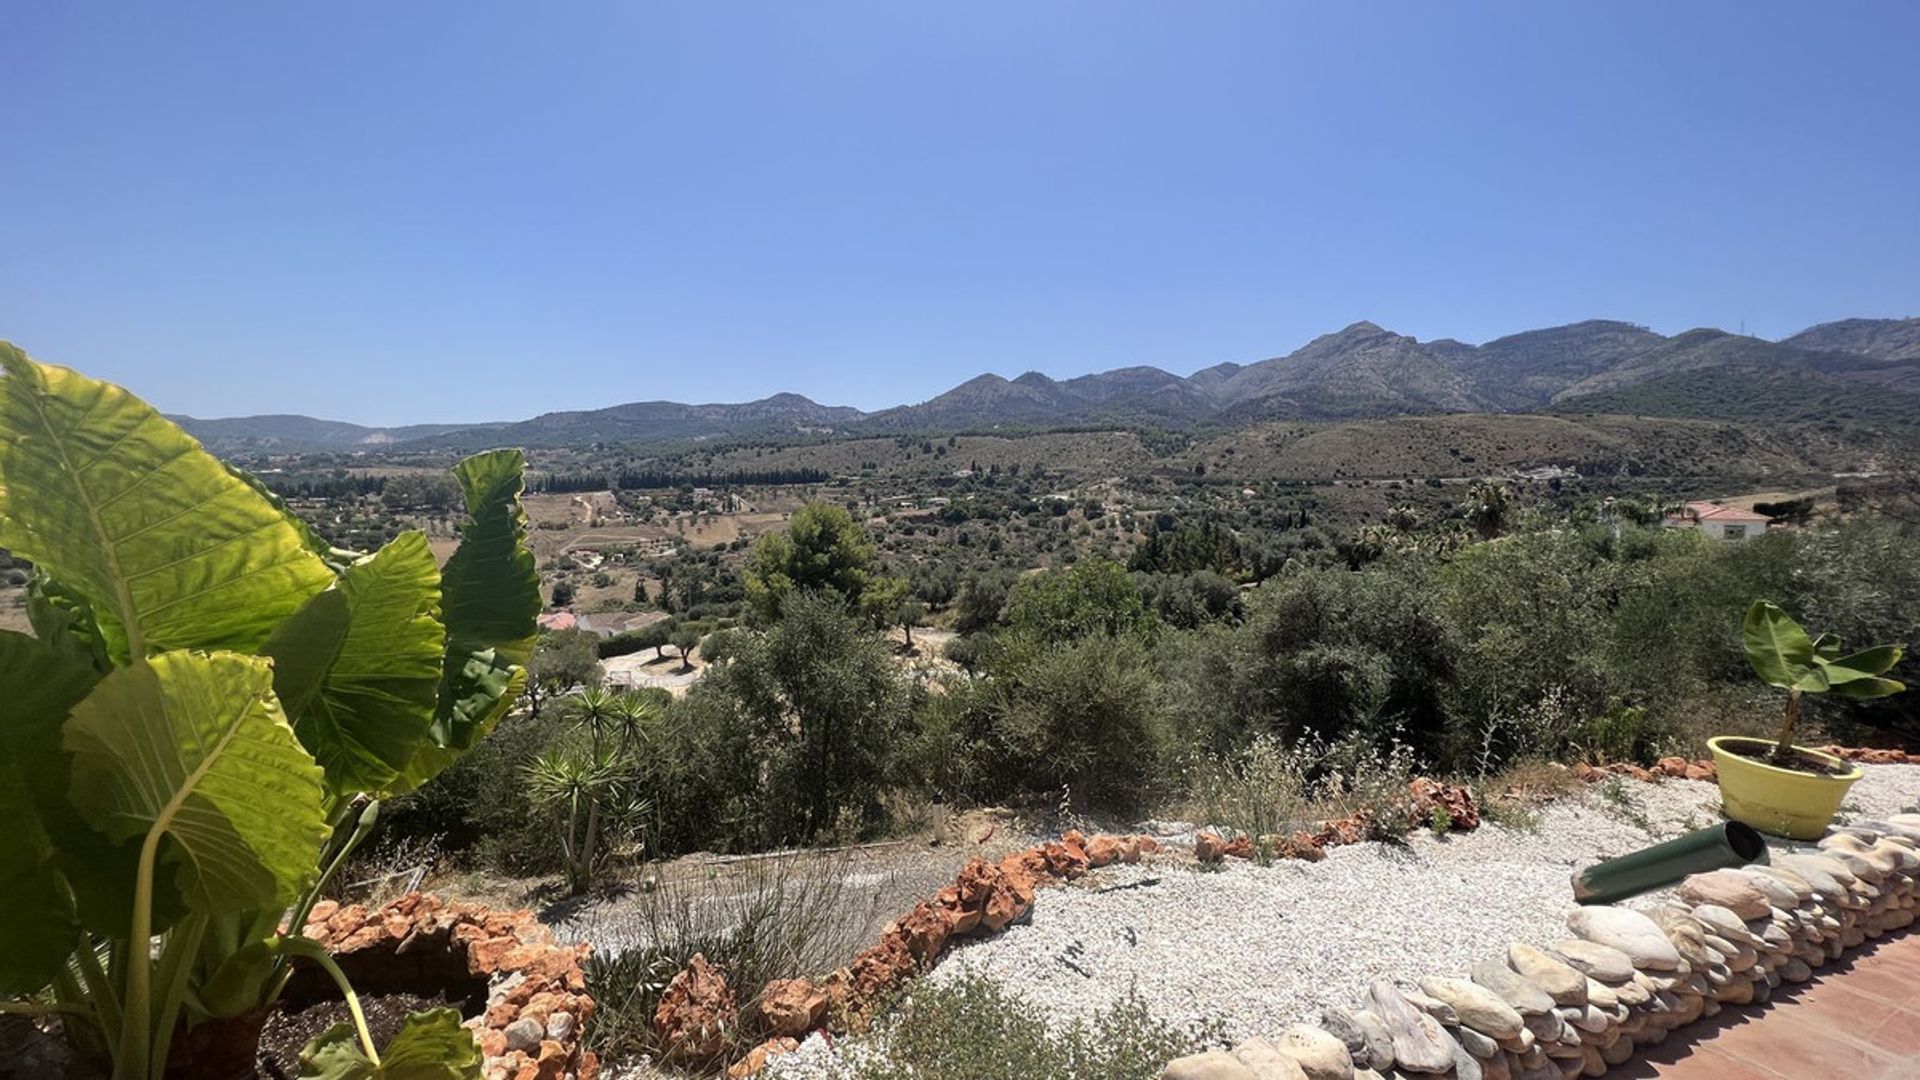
[1663,500,1771,542]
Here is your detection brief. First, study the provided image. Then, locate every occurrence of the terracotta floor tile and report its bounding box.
[1632,929,1920,1077]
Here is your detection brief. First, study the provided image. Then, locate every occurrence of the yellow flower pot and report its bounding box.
[1709,736,1862,841]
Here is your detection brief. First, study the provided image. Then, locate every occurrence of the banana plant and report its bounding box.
[0,343,540,1079]
[1742,600,1907,766]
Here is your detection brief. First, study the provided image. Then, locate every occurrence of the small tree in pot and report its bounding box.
[1710,600,1907,839]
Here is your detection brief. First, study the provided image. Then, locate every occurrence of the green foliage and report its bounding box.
[1185,736,1306,861]
[848,973,1225,1080]
[745,501,895,621]
[525,628,605,716]
[0,345,530,1077]
[298,1007,484,1079]
[1001,558,1152,644]
[696,591,912,842]
[1743,599,1906,756]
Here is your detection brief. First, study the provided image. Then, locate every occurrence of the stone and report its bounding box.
[1164,1051,1260,1080]
[503,1017,544,1053]
[1778,852,1856,893]
[1678,870,1771,919]
[1366,980,1457,1074]
[1404,989,1459,1026]
[1508,944,1588,1006]
[1582,979,1616,1010]
[1648,908,1710,969]
[1548,940,1635,984]
[544,1011,575,1042]
[653,953,738,1061]
[1451,1037,1485,1080]
[754,977,826,1038]
[1349,1010,1397,1071]
[1471,958,1555,1016]
[1276,1025,1354,1080]
[1420,977,1525,1039]
[1231,1038,1311,1080]
[1565,906,1680,970]
[1746,865,1815,903]
[1733,871,1800,911]
[1691,905,1755,945]
[1455,1025,1499,1059]
[1195,832,1228,863]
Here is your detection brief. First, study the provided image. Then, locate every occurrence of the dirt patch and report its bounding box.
[1717,736,1857,777]
[255,988,474,1079]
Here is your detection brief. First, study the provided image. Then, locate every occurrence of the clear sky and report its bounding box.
[3,3,1916,425]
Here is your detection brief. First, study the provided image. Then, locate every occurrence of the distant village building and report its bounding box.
[1663,500,1770,542]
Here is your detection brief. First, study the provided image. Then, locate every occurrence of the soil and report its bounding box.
[254,988,473,1079]
[1718,736,1856,777]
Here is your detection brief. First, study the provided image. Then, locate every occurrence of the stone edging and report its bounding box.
[303,893,598,1080]
[1161,812,1920,1080]
[650,831,1163,1076]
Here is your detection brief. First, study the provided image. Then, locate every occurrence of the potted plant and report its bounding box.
[0,344,540,1078]
[1710,600,1907,840]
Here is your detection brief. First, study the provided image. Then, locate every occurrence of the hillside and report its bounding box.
[164,313,1920,451]
[173,414,486,452]
[1782,317,1920,362]
[403,393,867,451]
[1186,412,1874,483]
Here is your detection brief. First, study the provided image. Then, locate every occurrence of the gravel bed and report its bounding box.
[761,765,1920,1079]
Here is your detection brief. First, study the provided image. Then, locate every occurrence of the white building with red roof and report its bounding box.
[1663,500,1771,542]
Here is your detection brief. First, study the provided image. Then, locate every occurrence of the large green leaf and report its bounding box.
[1742,600,1813,690]
[0,631,100,992]
[265,533,445,796]
[298,1007,484,1080]
[394,451,538,792]
[1820,644,1905,685]
[64,652,330,914]
[0,345,335,661]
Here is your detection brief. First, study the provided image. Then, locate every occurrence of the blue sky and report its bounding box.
[3,3,1916,425]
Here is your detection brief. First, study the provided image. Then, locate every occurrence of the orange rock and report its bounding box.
[726,1037,800,1078]
[1222,835,1253,859]
[1086,835,1122,868]
[1135,835,1161,855]
[1656,756,1690,777]
[1684,761,1716,781]
[466,935,516,976]
[479,1027,508,1058]
[1194,831,1226,862]
[1408,777,1480,830]
[1039,839,1089,879]
[653,953,738,1062]
[981,866,1034,932]
[755,978,827,1037]
[1275,832,1326,861]
[895,901,955,962]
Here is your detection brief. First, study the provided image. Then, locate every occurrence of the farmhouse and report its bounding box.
[1663,500,1770,542]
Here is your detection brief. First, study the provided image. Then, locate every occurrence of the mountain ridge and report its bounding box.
[169,315,1920,452]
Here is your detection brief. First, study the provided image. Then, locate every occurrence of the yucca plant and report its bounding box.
[0,343,540,1079]
[528,688,658,894]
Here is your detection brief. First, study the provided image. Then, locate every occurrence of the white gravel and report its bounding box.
[758,765,1920,1078]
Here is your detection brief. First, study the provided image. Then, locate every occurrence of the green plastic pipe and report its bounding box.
[1571,821,1769,905]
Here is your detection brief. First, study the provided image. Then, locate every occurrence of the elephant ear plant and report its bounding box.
[1743,599,1906,767]
[0,343,540,1079]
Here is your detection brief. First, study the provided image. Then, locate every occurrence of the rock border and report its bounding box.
[647,831,1163,1076]
[1161,812,1920,1080]
[304,893,598,1080]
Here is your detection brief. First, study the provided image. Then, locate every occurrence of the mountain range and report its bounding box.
[171,316,1920,453]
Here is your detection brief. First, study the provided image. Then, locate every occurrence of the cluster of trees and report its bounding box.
[389,502,1920,886]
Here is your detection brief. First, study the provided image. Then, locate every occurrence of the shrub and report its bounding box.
[1184,735,1307,859]
[584,853,888,1062]
[848,972,1225,1080]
